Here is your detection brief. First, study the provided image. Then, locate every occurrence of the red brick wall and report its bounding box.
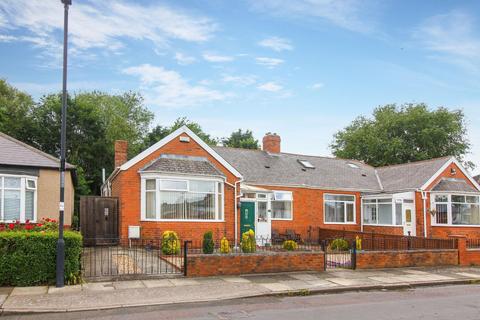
[187,251,325,277]
[356,250,458,269]
[111,132,240,241]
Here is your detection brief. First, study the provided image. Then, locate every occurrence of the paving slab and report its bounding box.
[326,277,378,286]
[113,280,145,290]
[456,272,480,279]
[290,274,321,281]
[368,276,411,284]
[306,279,339,288]
[142,279,174,288]
[0,294,7,306]
[82,282,115,291]
[259,282,293,292]
[402,269,430,275]
[48,285,82,295]
[10,286,48,296]
[169,278,199,286]
[221,277,251,283]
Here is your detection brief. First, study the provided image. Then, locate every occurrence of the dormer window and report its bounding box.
[298,160,315,169]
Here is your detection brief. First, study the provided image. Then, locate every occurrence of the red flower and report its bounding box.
[25,224,33,231]
[15,220,20,225]
[45,218,50,222]
[8,223,15,230]
[51,219,57,223]
[36,223,43,227]
[25,219,30,224]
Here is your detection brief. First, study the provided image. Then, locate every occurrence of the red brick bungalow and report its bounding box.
[103,126,480,244]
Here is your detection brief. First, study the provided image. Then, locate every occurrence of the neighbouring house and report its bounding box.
[475,175,480,184]
[0,132,75,225]
[102,126,480,243]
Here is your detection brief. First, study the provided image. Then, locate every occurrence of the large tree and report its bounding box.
[222,129,259,149]
[143,117,217,148]
[330,103,472,168]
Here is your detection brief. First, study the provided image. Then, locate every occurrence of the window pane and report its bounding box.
[325,201,345,223]
[436,203,448,224]
[4,190,20,221]
[146,192,156,219]
[452,203,480,225]
[274,191,292,201]
[27,180,36,189]
[189,180,215,193]
[346,203,354,222]
[364,199,376,204]
[161,180,187,191]
[325,194,354,202]
[160,191,185,219]
[435,195,448,202]
[258,201,268,222]
[378,198,392,203]
[146,179,156,191]
[363,204,377,224]
[452,195,465,203]
[466,196,479,204]
[378,203,393,224]
[272,201,292,219]
[4,177,20,189]
[25,190,34,221]
[217,188,223,220]
[185,193,215,220]
[395,203,402,225]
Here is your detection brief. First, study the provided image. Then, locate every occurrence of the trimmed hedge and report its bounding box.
[0,231,82,286]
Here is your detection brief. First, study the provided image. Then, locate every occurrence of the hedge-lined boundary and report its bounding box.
[0,231,82,286]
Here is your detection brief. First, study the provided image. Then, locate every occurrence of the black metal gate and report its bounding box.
[322,239,356,270]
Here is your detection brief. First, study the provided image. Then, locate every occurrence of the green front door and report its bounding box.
[240,202,255,235]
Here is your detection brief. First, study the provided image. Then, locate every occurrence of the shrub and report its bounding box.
[241,229,256,253]
[202,231,214,254]
[161,231,180,255]
[220,237,230,254]
[0,230,82,286]
[283,240,298,251]
[328,238,350,251]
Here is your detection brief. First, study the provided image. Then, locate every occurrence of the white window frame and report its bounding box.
[140,174,225,222]
[0,174,37,223]
[271,190,293,221]
[324,193,356,224]
[362,198,404,227]
[431,193,480,227]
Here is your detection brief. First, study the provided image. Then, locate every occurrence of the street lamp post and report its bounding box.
[56,0,72,288]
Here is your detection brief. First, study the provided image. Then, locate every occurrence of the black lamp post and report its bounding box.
[56,0,72,288]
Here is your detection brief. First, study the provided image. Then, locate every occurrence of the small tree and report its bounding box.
[241,229,256,253]
[220,237,230,254]
[162,231,180,255]
[202,231,214,254]
[222,129,259,149]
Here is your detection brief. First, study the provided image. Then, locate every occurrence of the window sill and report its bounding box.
[363,223,403,227]
[324,221,357,225]
[271,218,293,221]
[431,224,480,228]
[141,219,225,223]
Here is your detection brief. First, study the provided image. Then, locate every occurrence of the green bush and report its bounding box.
[241,229,256,253]
[202,231,214,254]
[220,237,230,254]
[161,231,180,255]
[328,238,350,251]
[0,230,82,286]
[283,240,298,251]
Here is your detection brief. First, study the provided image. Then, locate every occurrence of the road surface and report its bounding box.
[3,284,480,320]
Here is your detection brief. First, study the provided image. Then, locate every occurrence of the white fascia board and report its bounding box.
[420,157,480,191]
[119,126,243,178]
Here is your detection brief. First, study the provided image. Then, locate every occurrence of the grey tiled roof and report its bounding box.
[431,178,478,193]
[140,154,225,177]
[0,132,74,169]
[376,156,451,192]
[475,175,480,184]
[212,147,381,191]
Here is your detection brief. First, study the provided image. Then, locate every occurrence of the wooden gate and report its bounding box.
[80,196,119,246]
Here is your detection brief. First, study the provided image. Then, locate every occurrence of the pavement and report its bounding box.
[2,266,480,314]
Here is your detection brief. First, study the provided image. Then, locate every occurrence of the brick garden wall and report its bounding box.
[356,250,458,269]
[186,251,325,277]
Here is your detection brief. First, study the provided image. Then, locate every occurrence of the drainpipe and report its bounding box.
[224,178,243,247]
[421,190,428,238]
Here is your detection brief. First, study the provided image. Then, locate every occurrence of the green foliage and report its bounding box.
[241,229,256,253]
[328,238,350,251]
[222,129,259,149]
[161,231,180,255]
[330,104,473,169]
[202,231,214,254]
[282,240,298,251]
[0,230,82,286]
[143,117,217,149]
[220,237,230,254]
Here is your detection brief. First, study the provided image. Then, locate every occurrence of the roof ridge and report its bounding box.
[376,156,452,170]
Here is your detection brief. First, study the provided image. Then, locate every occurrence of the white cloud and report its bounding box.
[413,11,480,71]
[122,64,228,108]
[222,75,257,86]
[202,53,234,62]
[311,82,324,90]
[174,52,196,65]
[258,36,293,51]
[255,57,284,68]
[0,0,216,60]
[257,82,283,92]
[249,0,375,34]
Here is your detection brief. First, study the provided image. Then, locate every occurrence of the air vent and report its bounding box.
[298,160,315,169]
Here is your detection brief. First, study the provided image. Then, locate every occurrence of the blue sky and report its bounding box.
[0,0,479,174]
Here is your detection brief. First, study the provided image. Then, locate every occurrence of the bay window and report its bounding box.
[324,194,355,223]
[363,198,403,226]
[271,191,293,220]
[0,175,37,222]
[432,194,480,226]
[142,177,224,221]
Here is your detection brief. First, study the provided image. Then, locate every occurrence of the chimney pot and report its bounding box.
[114,140,128,168]
[262,133,281,153]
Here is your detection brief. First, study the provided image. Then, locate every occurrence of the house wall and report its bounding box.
[111,132,240,241]
[37,169,74,225]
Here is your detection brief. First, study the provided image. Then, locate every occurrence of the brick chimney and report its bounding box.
[262,133,281,153]
[114,140,128,168]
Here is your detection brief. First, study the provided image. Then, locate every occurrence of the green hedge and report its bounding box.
[0,231,82,286]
